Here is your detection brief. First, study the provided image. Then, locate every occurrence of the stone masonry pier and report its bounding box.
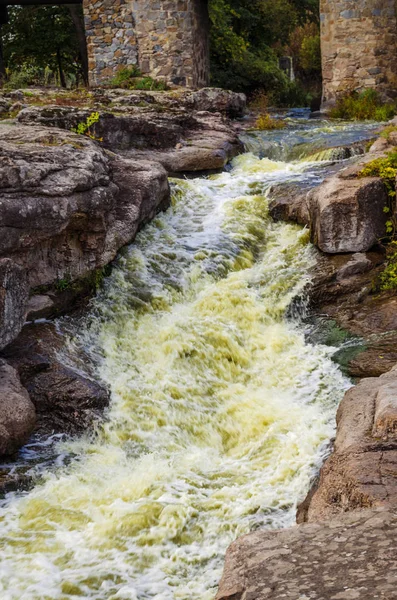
[321,0,397,106]
[83,0,209,88]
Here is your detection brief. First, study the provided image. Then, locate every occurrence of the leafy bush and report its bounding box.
[379,242,397,290]
[299,34,321,73]
[255,113,286,130]
[209,0,319,103]
[330,89,397,121]
[107,67,167,91]
[3,63,43,89]
[359,151,397,237]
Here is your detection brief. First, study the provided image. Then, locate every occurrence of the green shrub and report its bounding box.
[107,67,168,91]
[3,63,43,89]
[359,151,397,237]
[255,113,286,130]
[330,89,397,121]
[299,34,321,73]
[380,125,397,141]
[379,242,397,290]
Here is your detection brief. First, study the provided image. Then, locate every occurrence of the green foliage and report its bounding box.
[330,89,397,121]
[209,0,319,102]
[1,5,86,88]
[107,67,168,91]
[299,34,321,73]
[380,125,397,141]
[3,63,43,89]
[379,242,397,291]
[255,113,286,130]
[359,151,397,237]
[71,112,102,141]
[55,274,72,292]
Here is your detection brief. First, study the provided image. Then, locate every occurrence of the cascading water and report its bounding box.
[0,120,379,600]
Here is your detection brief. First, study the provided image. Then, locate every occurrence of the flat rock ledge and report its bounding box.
[216,507,397,600]
[16,88,244,174]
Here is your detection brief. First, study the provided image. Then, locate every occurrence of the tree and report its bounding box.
[209,0,320,102]
[1,4,87,88]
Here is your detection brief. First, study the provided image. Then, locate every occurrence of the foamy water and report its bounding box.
[1,123,375,599]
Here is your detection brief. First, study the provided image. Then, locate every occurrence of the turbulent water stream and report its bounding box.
[0,118,380,599]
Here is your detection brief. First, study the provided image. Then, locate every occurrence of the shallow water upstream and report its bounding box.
[0,120,380,599]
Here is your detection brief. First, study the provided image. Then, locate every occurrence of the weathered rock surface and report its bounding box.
[0,358,36,456]
[308,175,388,253]
[268,183,311,226]
[0,124,169,289]
[269,152,390,254]
[108,87,246,117]
[305,247,397,378]
[1,322,109,436]
[216,507,397,600]
[298,366,397,523]
[0,258,29,350]
[17,104,243,173]
[1,87,246,118]
[347,331,397,378]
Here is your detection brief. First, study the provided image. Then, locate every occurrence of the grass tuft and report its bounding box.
[330,89,397,121]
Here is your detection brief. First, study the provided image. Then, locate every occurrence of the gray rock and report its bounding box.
[216,507,397,600]
[25,294,55,321]
[0,98,10,117]
[308,175,389,253]
[0,124,170,289]
[17,104,243,174]
[0,358,35,456]
[336,252,373,280]
[2,322,109,437]
[0,258,29,350]
[298,366,397,523]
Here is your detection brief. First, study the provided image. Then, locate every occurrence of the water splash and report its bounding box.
[0,136,356,600]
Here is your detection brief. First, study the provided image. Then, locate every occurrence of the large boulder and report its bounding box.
[0,124,170,289]
[307,174,389,253]
[0,358,35,456]
[297,366,397,523]
[216,507,397,600]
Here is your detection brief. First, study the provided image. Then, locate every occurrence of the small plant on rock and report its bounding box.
[71,111,102,142]
[255,113,286,130]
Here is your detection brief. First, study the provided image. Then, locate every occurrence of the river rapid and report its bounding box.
[0,118,380,599]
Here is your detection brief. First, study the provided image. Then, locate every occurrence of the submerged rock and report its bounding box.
[0,358,36,456]
[217,507,397,600]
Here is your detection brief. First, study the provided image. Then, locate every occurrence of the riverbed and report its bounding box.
[0,118,380,599]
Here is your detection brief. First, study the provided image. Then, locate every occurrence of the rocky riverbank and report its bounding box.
[217,126,397,597]
[0,87,245,464]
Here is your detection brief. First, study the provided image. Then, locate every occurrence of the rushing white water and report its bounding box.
[0,122,375,600]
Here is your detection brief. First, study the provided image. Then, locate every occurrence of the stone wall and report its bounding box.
[83,0,209,88]
[321,0,397,106]
[83,0,139,86]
